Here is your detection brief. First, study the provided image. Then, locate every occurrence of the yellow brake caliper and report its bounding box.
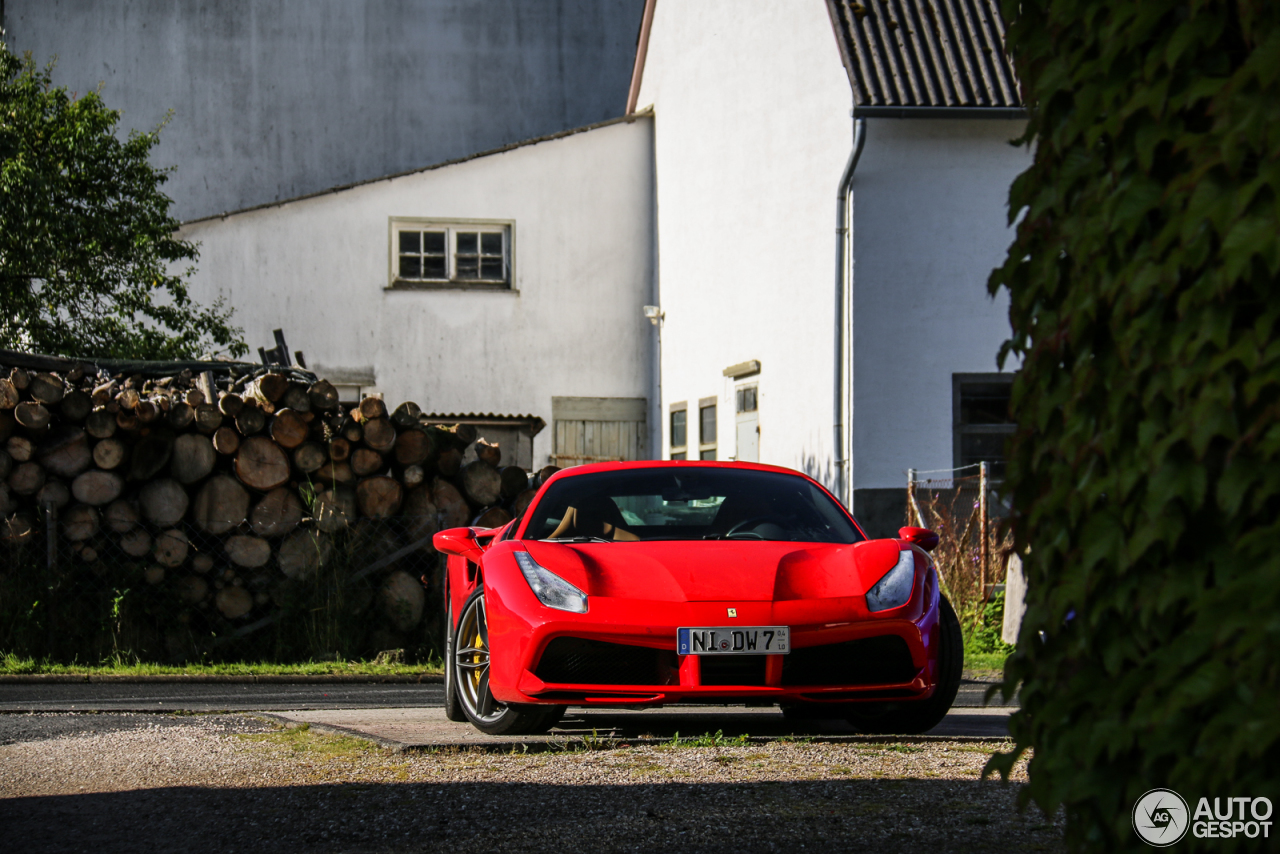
[471,626,484,689]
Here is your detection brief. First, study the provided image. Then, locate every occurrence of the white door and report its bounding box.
[735,384,759,462]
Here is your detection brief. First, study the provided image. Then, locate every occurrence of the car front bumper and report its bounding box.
[484,570,943,707]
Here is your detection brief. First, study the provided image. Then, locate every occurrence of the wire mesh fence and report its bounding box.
[0,510,445,665]
[905,462,1013,637]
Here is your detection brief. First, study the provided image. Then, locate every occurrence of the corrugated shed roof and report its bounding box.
[826,0,1022,110]
[421,413,546,435]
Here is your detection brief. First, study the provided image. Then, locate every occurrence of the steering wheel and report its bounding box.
[725,516,779,539]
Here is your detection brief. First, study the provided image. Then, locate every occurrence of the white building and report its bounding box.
[634,0,1030,534]
[179,0,1029,535]
[181,116,657,470]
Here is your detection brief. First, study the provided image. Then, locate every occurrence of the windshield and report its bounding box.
[522,468,863,543]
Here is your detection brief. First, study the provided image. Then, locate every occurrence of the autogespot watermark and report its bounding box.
[1132,788,1273,846]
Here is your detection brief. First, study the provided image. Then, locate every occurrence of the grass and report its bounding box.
[237,722,376,758]
[963,649,1011,676]
[664,730,753,749]
[0,652,442,677]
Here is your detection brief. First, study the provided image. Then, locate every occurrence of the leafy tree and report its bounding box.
[0,40,244,360]
[986,1,1279,850]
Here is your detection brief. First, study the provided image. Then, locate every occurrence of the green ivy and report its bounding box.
[985,2,1280,850]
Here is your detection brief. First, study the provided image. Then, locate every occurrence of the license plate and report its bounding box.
[677,626,789,655]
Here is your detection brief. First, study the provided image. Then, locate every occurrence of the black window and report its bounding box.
[392,222,509,288]
[954,374,1015,478]
[699,403,716,445]
[398,229,449,280]
[669,409,687,449]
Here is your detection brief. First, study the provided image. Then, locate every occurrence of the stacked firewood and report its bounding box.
[0,357,550,630]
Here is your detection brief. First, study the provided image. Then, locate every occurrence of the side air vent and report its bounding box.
[782,635,918,686]
[535,637,677,686]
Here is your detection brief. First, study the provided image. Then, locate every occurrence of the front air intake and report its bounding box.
[781,635,918,686]
[535,637,678,686]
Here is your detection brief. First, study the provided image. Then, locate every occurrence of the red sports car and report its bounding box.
[433,460,960,736]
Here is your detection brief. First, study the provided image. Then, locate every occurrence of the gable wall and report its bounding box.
[635,0,854,487]
[850,118,1031,533]
[4,0,646,221]
[179,117,656,467]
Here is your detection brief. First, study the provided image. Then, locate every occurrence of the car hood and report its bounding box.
[520,538,904,602]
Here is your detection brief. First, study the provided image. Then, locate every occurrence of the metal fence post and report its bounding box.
[44,500,57,659]
[906,468,917,526]
[978,461,989,596]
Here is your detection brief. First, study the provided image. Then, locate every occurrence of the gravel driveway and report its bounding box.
[0,712,1063,853]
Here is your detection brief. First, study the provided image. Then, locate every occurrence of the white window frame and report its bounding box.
[388,218,515,290]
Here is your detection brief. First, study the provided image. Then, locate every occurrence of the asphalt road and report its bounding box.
[0,682,444,712]
[0,680,1006,713]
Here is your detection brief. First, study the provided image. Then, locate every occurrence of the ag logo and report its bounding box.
[1133,788,1190,847]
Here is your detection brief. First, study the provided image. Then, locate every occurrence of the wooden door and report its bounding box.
[551,397,648,467]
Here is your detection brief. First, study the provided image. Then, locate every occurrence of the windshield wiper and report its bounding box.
[542,536,613,544]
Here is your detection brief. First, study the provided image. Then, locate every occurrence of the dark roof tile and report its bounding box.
[827,0,1022,110]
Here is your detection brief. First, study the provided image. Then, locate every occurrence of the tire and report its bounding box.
[443,598,466,722]
[454,585,561,736]
[846,594,963,735]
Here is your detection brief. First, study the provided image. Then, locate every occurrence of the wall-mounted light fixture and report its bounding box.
[643,305,664,326]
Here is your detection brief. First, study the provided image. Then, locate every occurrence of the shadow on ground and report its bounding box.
[3,778,1062,853]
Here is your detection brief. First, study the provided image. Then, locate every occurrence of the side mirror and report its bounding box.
[433,527,484,560]
[898,526,940,553]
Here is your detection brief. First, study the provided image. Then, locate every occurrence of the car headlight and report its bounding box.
[514,551,588,613]
[865,549,916,612]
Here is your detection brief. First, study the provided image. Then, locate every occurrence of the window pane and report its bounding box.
[423,231,446,253]
[422,256,447,278]
[399,256,421,278]
[669,452,686,461]
[960,430,1011,477]
[456,232,478,254]
[670,410,686,448]
[480,258,504,279]
[456,257,480,279]
[699,449,717,461]
[700,404,716,444]
[736,387,757,413]
[959,382,1013,425]
[399,231,420,253]
[480,232,502,254]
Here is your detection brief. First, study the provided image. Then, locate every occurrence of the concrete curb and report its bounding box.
[253,712,1013,754]
[0,673,444,684]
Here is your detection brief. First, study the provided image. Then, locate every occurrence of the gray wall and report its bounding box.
[3,0,644,221]
[850,118,1030,492]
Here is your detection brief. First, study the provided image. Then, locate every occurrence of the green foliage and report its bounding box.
[985,1,1280,850]
[0,41,245,359]
[965,590,1014,658]
[665,730,753,749]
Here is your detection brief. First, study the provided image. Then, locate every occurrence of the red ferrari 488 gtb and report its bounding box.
[433,461,960,736]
